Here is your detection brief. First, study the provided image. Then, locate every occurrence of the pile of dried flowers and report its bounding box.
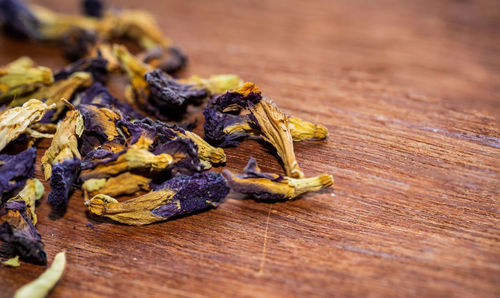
[0,0,333,294]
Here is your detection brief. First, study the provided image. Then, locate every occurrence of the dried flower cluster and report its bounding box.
[0,1,333,292]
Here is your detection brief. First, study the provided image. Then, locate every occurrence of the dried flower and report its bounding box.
[0,147,36,202]
[223,157,333,200]
[79,140,173,180]
[9,178,44,225]
[14,251,66,298]
[86,172,229,225]
[0,199,46,265]
[144,69,208,120]
[0,57,53,103]
[0,99,54,152]
[41,106,83,208]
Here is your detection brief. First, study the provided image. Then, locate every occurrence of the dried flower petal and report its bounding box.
[0,147,36,202]
[48,159,80,209]
[14,251,66,298]
[223,157,333,200]
[0,200,46,265]
[41,108,83,180]
[86,172,229,225]
[249,98,304,178]
[41,107,83,208]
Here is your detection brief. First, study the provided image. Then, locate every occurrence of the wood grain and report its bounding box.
[1,0,499,297]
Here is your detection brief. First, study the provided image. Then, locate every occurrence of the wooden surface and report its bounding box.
[1,0,500,297]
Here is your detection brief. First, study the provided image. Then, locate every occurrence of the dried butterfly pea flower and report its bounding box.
[249,97,304,178]
[0,200,46,265]
[14,251,66,298]
[0,57,53,103]
[83,172,150,197]
[0,147,36,202]
[203,107,256,147]
[0,99,54,152]
[223,157,333,200]
[114,45,235,120]
[144,69,208,120]
[41,108,83,180]
[204,105,328,147]
[86,172,229,225]
[0,0,40,39]
[130,118,225,169]
[48,159,81,209]
[204,83,303,177]
[41,107,83,208]
[79,141,173,181]
[10,178,44,225]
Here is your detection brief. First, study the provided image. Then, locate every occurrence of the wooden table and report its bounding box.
[1,0,499,297]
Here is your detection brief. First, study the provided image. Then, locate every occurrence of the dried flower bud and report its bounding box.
[0,199,46,265]
[86,172,229,225]
[0,57,53,103]
[0,99,54,152]
[223,157,333,200]
[0,147,36,202]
